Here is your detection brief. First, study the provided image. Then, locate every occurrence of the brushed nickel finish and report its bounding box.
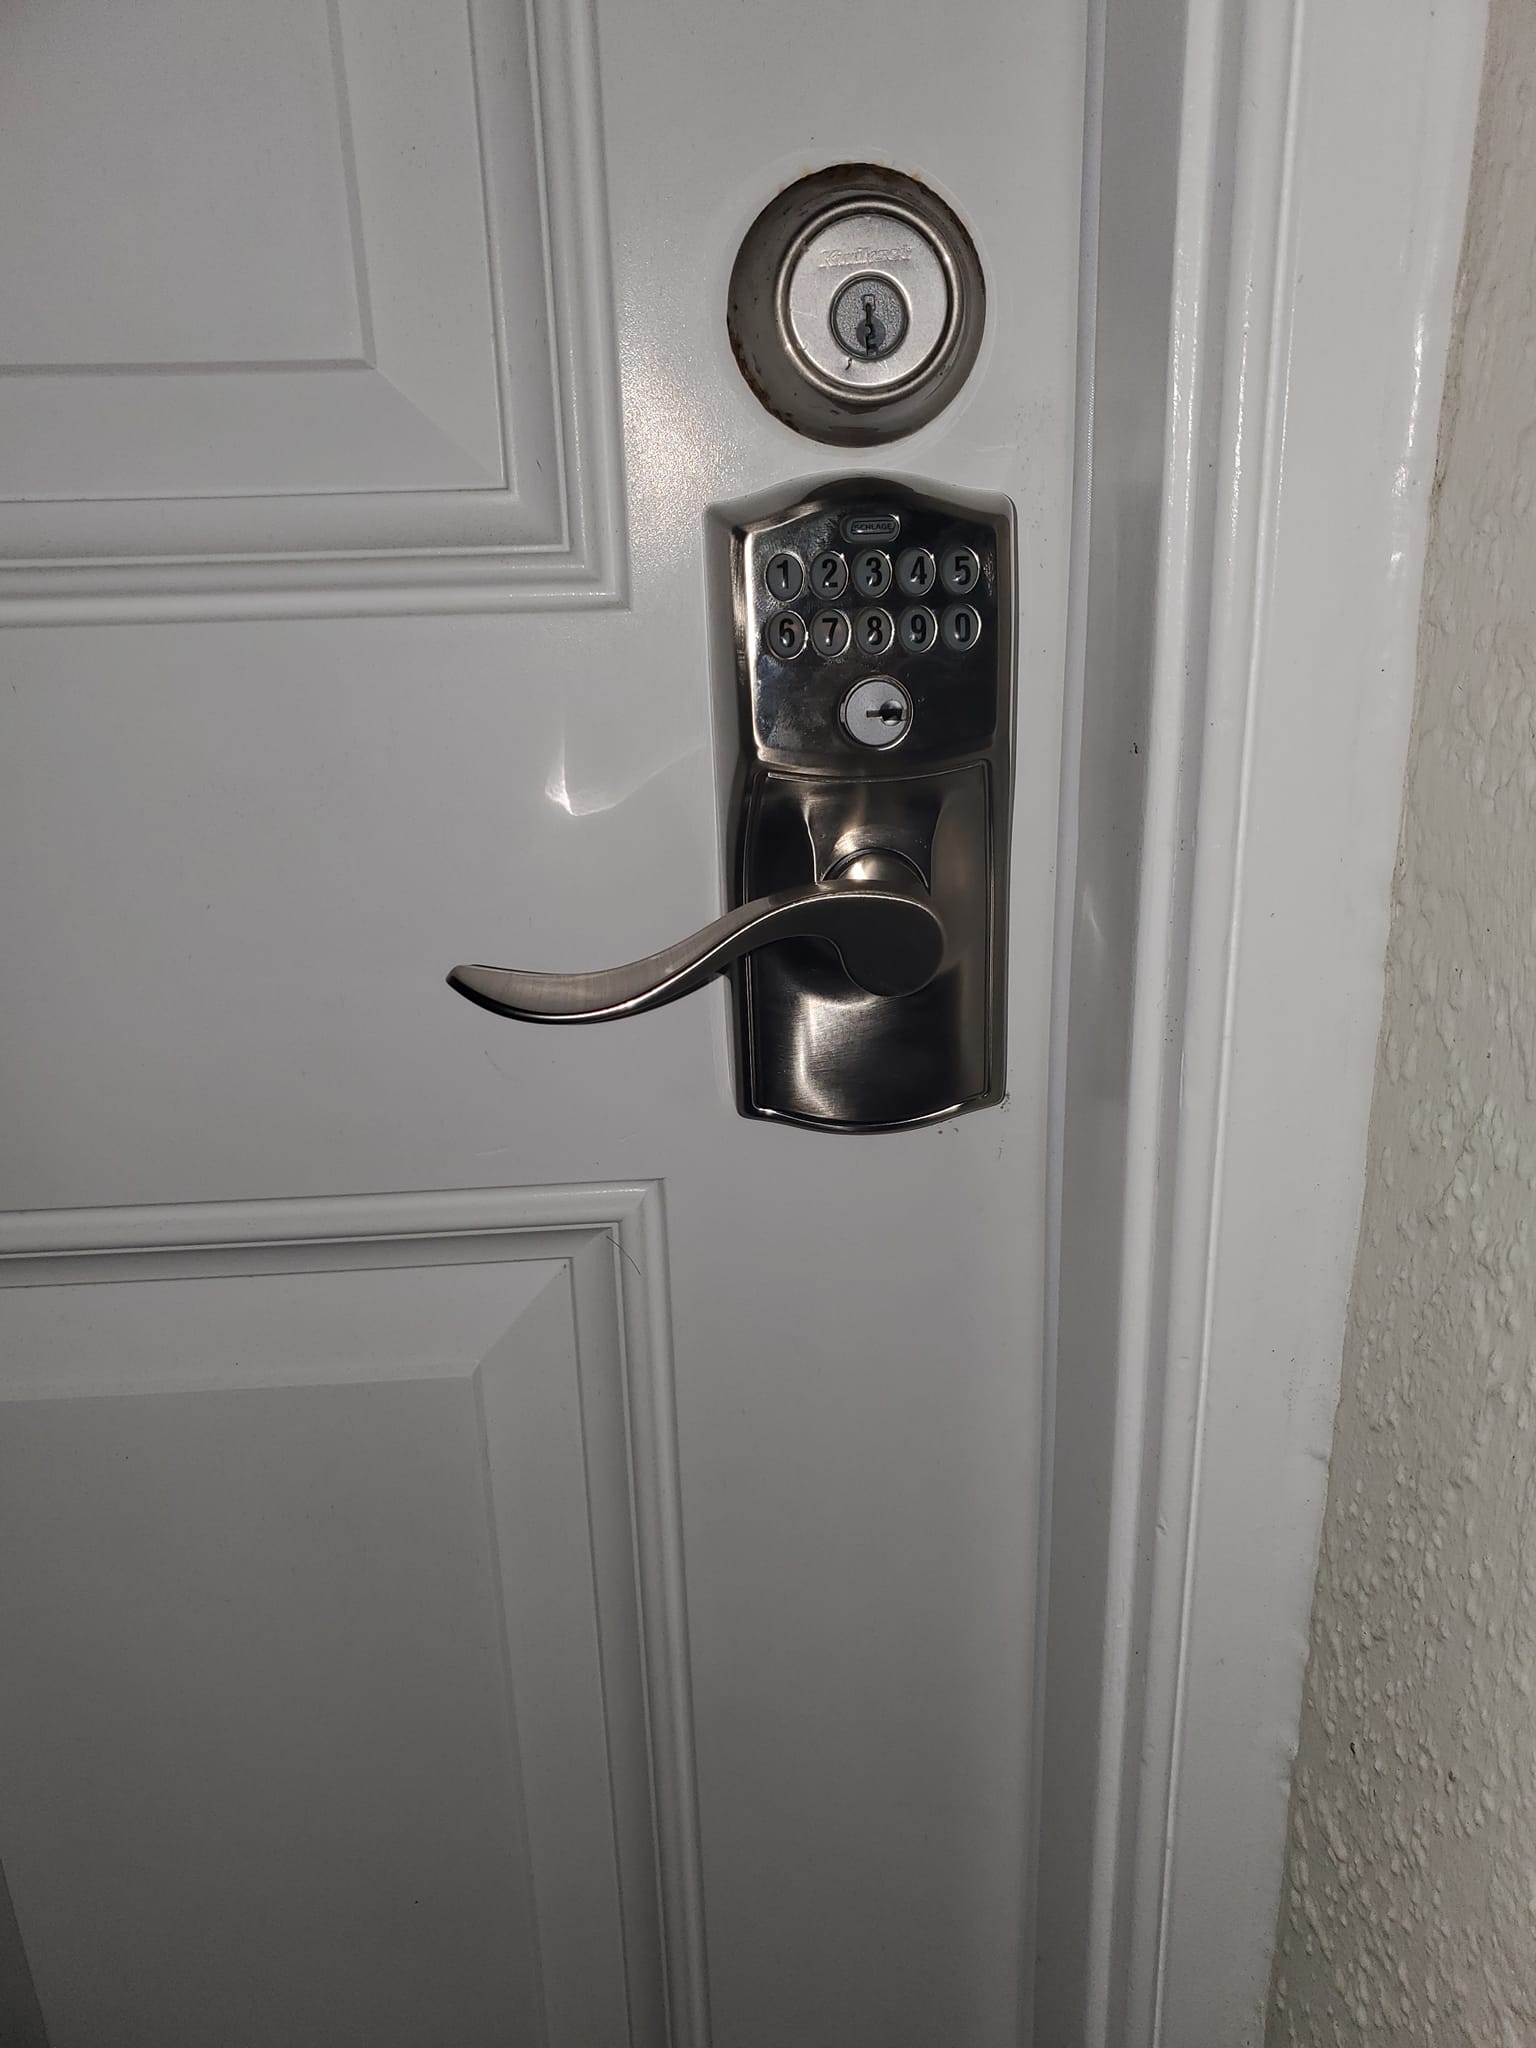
[448,856,943,1023]
[448,476,1014,1131]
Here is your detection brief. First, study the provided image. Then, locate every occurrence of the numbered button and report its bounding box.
[939,544,982,596]
[810,551,848,599]
[854,606,895,657]
[851,549,892,598]
[896,547,936,597]
[940,603,982,653]
[764,551,803,601]
[898,606,938,654]
[811,609,851,658]
[764,610,807,660]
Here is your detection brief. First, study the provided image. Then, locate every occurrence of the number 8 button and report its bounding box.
[855,607,894,656]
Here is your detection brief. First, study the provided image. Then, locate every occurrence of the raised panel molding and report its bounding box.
[0,1182,708,2048]
[0,0,626,622]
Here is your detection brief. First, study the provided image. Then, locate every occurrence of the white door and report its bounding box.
[0,5,1083,2044]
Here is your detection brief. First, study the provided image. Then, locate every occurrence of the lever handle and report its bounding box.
[448,854,944,1024]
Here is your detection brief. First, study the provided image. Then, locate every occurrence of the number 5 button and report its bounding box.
[939,545,981,596]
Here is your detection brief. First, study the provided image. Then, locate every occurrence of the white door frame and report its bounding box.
[1038,3,1487,2044]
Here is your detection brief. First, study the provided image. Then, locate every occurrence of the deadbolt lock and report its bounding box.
[728,166,986,447]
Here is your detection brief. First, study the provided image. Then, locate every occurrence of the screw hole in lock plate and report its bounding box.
[727,165,986,447]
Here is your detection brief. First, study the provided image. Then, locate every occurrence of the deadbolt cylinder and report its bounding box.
[727,165,986,447]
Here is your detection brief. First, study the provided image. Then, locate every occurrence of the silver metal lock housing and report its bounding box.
[728,165,986,447]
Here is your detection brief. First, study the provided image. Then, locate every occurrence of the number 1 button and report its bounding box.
[765,552,802,601]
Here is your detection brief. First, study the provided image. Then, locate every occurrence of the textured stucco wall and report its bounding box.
[1266,6,1536,2043]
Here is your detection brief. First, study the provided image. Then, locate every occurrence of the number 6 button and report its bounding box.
[765,611,807,659]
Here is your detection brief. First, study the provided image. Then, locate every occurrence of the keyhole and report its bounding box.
[829,275,908,365]
[867,700,905,725]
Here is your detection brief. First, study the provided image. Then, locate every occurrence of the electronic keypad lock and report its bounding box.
[449,477,1014,1132]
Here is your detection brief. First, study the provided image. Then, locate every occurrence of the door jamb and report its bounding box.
[1037,3,1487,2042]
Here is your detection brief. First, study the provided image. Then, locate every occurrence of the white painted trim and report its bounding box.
[1041,3,1486,2044]
[0,1181,707,2047]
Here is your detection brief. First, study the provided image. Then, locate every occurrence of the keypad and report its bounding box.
[752,502,992,762]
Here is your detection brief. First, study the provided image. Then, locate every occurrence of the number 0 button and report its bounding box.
[940,545,981,596]
[811,551,848,599]
[941,603,982,652]
[765,611,807,660]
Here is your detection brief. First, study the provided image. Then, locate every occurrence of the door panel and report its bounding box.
[0,0,619,607]
[0,1192,688,2048]
[0,0,1085,2040]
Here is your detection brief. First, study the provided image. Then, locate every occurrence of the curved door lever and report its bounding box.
[448,853,944,1025]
